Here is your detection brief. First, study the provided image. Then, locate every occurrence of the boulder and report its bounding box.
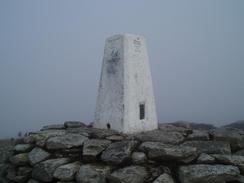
[139,142,198,163]
[134,130,185,145]
[101,141,138,165]
[28,147,50,165]
[106,135,124,141]
[132,152,147,164]
[24,130,66,147]
[14,144,33,153]
[41,124,64,130]
[147,165,171,183]
[76,164,111,183]
[159,124,192,135]
[89,128,119,139]
[197,153,215,164]
[210,127,244,151]
[109,165,148,183]
[46,133,87,149]
[186,130,210,141]
[10,153,29,165]
[178,164,241,183]
[153,173,175,183]
[53,161,80,181]
[64,121,87,128]
[32,158,70,182]
[212,154,244,173]
[83,139,111,162]
[182,140,231,154]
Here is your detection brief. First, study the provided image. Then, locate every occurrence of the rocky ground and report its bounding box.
[0,138,15,183]
[2,121,244,183]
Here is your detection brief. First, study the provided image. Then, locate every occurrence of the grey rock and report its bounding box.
[211,127,244,151]
[134,130,185,145]
[24,130,66,147]
[64,121,86,128]
[7,166,29,183]
[178,164,240,183]
[197,153,215,164]
[101,141,137,165]
[17,166,32,176]
[76,164,111,183]
[28,147,50,165]
[53,161,80,181]
[170,121,216,130]
[235,149,244,156]
[0,139,15,163]
[186,130,210,141]
[89,128,119,139]
[153,173,175,183]
[83,139,111,162]
[41,124,64,130]
[132,152,147,164]
[106,135,124,141]
[147,165,170,183]
[32,158,70,182]
[212,154,244,173]
[159,124,192,135]
[46,133,87,149]
[109,165,148,183]
[14,144,33,153]
[139,142,198,163]
[10,153,29,165]
[182,140,231,154]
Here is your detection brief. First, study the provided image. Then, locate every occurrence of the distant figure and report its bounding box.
[107,123,111,129]
[94,34,158,133]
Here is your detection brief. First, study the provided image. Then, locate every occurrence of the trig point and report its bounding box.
[94,34,158,133]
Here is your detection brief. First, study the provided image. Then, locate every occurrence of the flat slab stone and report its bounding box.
[134,130,185,145]
[139,142,198,163]
[32,158,70,182]
[41,124,65,131]
[64,121,87,128]
[212,154,244,173]
[182,140,231,154]
[14,144,33,153]
[46,133,88,149]
[178,164,240,183]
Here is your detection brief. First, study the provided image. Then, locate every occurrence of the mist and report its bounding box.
[0,0,244,138]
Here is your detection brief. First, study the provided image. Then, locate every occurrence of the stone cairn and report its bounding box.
[4,121,244,183]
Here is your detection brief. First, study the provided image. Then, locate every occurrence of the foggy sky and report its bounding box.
[0,0,244,138]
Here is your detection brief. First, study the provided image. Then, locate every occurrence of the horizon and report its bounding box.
[0,0,244,138]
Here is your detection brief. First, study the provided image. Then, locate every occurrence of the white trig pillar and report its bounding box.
[94,34,158,133]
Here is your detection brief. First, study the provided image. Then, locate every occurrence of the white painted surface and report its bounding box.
[94,34,158,133]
